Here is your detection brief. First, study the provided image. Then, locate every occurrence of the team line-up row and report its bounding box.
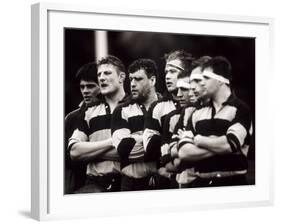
[65,50,252,194]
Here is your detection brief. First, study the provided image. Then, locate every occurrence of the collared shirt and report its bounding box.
[111,98,158,178]
[184,94,252,174]
[68,96,128,176]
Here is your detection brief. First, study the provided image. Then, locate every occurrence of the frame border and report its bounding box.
[31,2,274,221]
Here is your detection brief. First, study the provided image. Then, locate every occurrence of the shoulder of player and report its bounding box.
[65,108,81,121]
[225,94,251,113]
[149,98,175,112]
[115,98,137,111]
[166,108,181,120]
[189,103,210,119]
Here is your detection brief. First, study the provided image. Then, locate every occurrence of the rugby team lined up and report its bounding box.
[65,50,252,194]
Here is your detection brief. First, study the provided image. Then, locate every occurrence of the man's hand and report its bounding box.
[177,129,194,140]
[158,167,172,178]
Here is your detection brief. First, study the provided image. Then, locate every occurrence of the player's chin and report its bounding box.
[132,95,140,101]
[189,97,197,104]
[167,86,176,92]
[178,101,188,107]
[84,99,92,105]
[100,88,110,95]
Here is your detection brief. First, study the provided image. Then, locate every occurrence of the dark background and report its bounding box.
[64,29,255,182]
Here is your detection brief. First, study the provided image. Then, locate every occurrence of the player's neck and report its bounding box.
[212,85,231,112]
[105,88,126,111]
[143,89,158,110]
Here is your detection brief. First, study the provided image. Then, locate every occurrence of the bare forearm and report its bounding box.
[194,135,232,154]
[77,147,113,162]
[178,143,215,162]
[70,138,113,160]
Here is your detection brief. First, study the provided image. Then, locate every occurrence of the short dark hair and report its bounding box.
[165,50,194,79]
[203,56,232,81]
[97,55,126,74]
[192,56,212,71]
[128,58,158,79]
[75,62,98,83]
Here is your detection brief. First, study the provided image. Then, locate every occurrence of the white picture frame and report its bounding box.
[31,2,274,221]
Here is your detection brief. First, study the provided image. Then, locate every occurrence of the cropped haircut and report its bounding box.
[165,50,194,79]
[97,55,126,74]
[128,58,158,79]
[75,62,98,83]
[191,56,212,71]
[203,56,232,81]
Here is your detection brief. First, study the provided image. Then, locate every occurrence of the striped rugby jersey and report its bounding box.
[111,99,158,178]
[160,105,197,162]
[143,94,180,161]
[68,96,127,176]
[182,94,252,174]
[161,105,197,184]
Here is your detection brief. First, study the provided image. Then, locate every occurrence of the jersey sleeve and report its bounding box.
[68,117,89,152]
[111,106,137,168]
[226,103,252,154]
[143,102,162,162]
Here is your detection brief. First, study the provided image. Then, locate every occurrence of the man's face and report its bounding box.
[189,82,197,104]
[129,69,153,102]
[203,67,220,97]
[164,59,182,93]
[190,67,207,100]
[176,77,190,107]
[80,79,100,106]
[97,64,123,96]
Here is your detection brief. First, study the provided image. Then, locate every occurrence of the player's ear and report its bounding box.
[150,75,156,87]
[119,72,126,83]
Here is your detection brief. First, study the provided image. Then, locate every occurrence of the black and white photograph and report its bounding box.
[64,29,255,194]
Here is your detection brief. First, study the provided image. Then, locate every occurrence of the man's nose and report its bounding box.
[177,88,182,97]
[99,73,106,81]
[166,72,171,80]
[131,79,136,87]
[83,87,90,93]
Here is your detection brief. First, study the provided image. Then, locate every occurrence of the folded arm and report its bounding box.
[178,142,215,162]
[193,135,232,154]
[69,129,113,161]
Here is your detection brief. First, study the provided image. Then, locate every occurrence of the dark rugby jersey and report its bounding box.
[143,94,180,161]
[68,96,127,176]
[182,94,252,174]
[64,103,88,193]
[111,99,157,178]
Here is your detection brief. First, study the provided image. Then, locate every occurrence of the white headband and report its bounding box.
[202,71,230,84]
[177,80,190,89]
[167,62,185,71]
[190,73,204,81]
